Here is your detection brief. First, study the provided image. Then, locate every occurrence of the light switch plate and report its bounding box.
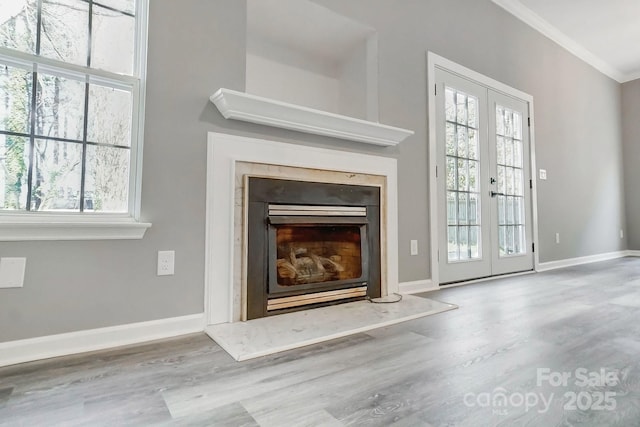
[539,169,547,180]
[0,257,26,288]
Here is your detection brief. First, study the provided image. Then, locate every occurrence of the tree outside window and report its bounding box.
[0,0,143,213]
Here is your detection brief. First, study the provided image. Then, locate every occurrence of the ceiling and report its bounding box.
[493,0,640,83]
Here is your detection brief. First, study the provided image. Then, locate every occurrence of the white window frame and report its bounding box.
[0,0,151,241]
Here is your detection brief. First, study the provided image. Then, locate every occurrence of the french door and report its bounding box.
[436,68,534,284]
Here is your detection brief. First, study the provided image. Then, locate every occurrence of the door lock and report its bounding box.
[490,177,496,184]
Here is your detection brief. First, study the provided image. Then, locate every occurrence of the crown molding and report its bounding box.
[492,0,627,83]
[622,71,640,84]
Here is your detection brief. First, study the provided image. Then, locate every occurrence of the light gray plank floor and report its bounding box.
[2,257,640,426]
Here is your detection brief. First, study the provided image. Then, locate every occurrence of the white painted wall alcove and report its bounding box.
[205,132,399,325]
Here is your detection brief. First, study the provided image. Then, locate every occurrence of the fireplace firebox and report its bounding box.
[246,178,381,319]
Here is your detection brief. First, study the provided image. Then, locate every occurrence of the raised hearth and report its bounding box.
[207,294,458,361]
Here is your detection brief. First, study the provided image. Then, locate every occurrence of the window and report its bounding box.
[0,0,149,239]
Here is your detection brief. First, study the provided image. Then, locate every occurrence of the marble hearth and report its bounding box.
[201,133,457,360]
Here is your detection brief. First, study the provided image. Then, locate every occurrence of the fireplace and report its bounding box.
[246,177,381,319]
[204,132,399,326]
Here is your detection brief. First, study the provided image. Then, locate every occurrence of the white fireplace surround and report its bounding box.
[205,132,399,325]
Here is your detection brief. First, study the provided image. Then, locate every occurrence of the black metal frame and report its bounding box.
[246,177,381,319]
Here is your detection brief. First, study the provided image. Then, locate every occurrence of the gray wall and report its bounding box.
[622,78,640,249]
[315,0,626,265]
[0,0,628,342]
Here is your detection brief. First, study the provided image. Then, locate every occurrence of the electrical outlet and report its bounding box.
[0,257,26,288]
[157,251,175,276]
[555,233,560,244]
[410,240,418,256]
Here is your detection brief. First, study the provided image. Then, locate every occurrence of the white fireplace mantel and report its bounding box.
[205,132,399,326]
[210,88,414,147]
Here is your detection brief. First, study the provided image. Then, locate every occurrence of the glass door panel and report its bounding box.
[495,105,526,257]
[489,92,534,276]
[445,88,481,263]
[436,69,491,283]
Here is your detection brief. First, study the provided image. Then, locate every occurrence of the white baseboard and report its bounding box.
[0,313,205,368]
[399,279,437,294]
[537,251,629,272]
[399,251,636,293]
[439,270,536,289]
[3,249,636,368]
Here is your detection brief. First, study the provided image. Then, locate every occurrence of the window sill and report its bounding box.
[0,214,151,241]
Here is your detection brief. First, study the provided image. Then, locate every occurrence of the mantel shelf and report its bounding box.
[210,88,414,147]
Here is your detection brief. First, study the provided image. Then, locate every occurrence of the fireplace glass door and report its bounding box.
[268,219,368,295]
[274,224,364,286]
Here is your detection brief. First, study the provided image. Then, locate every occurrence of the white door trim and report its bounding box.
[427,51,540,286]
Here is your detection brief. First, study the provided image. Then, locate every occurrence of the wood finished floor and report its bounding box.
[2,258,640,426]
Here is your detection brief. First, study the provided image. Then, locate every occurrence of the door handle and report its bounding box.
[490,191,505,197]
